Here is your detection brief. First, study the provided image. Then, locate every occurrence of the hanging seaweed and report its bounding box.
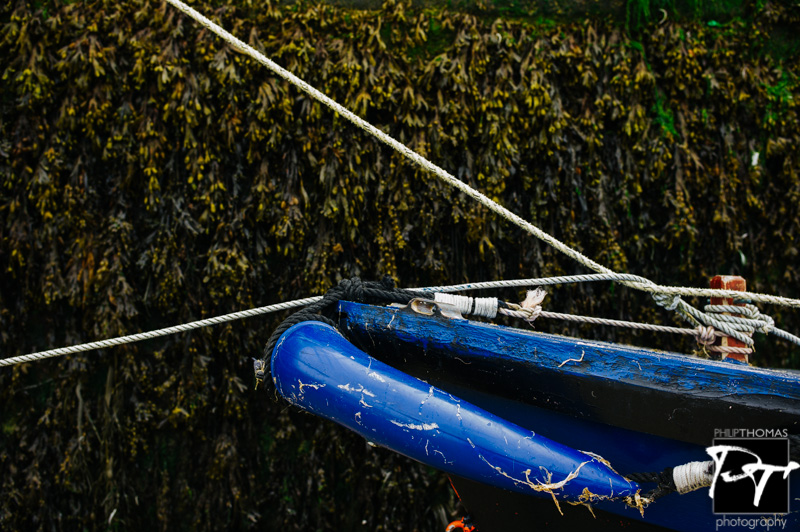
[1,0,799,530]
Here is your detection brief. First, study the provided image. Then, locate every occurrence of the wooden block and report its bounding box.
[709,275,748,363]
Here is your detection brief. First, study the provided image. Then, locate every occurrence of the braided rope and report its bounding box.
[162,0,800,311]
[418,274,652,292]
[162,0,613,281]
[499,305,718,338]
[706,345,753,355]
[5,272,798,369]
[425,275,800,308]
[764,325,800,345]
[651,296,800,349]
[499,292,800,349]
[489,290,707,343]
[0,297,322,368]
[679,303,754,346]
[160,1,800,354]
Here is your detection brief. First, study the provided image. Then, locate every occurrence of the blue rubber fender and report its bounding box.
[271,321,639,502]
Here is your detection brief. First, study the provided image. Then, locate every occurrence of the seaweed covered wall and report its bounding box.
[1,0,799,529]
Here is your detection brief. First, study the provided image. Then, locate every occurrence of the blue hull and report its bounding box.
[271,321,639,502]
[271,301,800,531]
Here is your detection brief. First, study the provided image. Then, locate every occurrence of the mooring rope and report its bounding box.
[501,306,715,337]
[3,3,798,368]
[161,0,800,312]
[0,297,322,368]
[3,274,799,369]
[440,288,800,349]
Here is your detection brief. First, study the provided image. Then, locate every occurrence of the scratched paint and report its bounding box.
[271,321,639,503]
[338,383,376,397]
[338,301,800,448]
[390,420,440,430]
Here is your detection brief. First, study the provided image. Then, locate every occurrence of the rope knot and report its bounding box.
[695,325,716,346]
[761,314,775,333]
[652,293,681,311]
[748,305,775,333]
[340,277,364,302]
[519,288,547,324]
[702,303,767,347]
[380,275,396,291]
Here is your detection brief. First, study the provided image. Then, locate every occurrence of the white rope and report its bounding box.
[161,0,800,311]
[673,461,714,494]
[706,345,753,355]
[433,285,714,336]
[160,0,800,351]
[420,274,648,293]
[5,273,799,369]
[670,301,799,349]
[764,324,800,345]
[680,304,754,346]
[431,286,750,345]
[500,305,719,338]
[162,0,612,281]
[420,274,800,308]
[0,280,632,367]
[9,0,800,364]
[0,297,321,368]
[498,290,800,349]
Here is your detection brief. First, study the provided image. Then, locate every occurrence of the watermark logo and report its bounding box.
[714,516,788,532]
[708,431,798,515]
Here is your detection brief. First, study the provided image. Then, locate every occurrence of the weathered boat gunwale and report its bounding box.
[337,301,800,450]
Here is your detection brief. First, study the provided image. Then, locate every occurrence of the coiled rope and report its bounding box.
[495,288,800,351]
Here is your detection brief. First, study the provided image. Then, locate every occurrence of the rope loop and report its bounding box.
[705,304,759,319]
[747,304,775,333]
[700,302,777,349]
[258,276,423,389]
